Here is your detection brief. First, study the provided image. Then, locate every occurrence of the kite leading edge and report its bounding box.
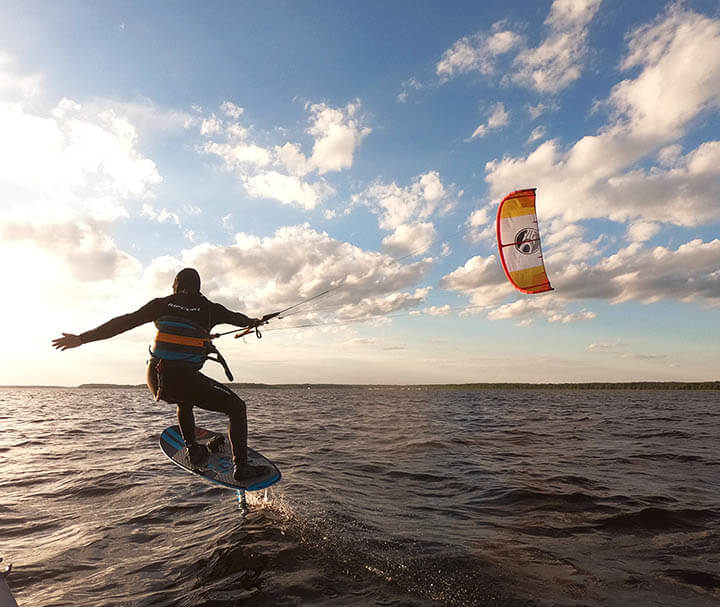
[496,188,553,294]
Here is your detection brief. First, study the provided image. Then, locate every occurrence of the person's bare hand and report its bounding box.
[52,333,82,351]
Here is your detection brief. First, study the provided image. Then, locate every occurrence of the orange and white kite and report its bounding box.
[496,188,553,294]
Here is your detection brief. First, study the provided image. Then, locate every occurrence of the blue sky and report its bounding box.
[1,0,718,385]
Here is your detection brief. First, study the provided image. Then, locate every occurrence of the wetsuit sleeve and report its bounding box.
[209,302,254,329]
[78,299,164,344]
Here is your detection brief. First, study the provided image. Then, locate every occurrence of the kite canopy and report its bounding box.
[496,188,553,294]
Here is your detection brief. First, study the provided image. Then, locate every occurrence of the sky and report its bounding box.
[1,0,719,386]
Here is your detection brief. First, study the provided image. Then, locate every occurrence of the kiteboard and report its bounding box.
[159,425,280,492]
[0,560,18,607]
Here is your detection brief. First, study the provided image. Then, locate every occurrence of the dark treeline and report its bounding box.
[43,381,720,391]
[419,382,720,391]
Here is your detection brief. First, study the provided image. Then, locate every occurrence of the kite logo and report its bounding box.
[514,228,540,255]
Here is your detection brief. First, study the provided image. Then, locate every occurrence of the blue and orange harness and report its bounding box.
[149,316,234,381]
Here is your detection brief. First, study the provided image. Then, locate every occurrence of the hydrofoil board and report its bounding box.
[160,425,280,491]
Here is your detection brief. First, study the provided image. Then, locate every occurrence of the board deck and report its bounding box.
[160,425,280,491]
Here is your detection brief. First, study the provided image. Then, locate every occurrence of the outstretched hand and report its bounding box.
[52,333,82,351]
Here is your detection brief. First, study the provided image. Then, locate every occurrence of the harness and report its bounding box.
[149,316,234,382]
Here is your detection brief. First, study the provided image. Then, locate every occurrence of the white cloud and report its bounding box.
[200,114,223,136]
[201,100,370,209]
[512,0,602,93]
[354,171,459,231]
[275,142,313,177]
[434,0,600,92]
[527,125,547,144]
[469,102,509,140]
[0,99,162,203]
[397,77,424,103]
[439,255,514,308]
[487,297,594,325]
[0,217,142,283]
[485,7,720,229]
[610,6,720,139]
[464,206,494,243]
[588,339,627,351]
[381,222,436,257]
[440,232,720,324]
[203,140,272,170]
[306,101,371,174]
[242,171,335,210]
[626,221,660,242]
[436,23,522,80]
[424,304,452,316]
[553,238,720,306]
[0,82,165,313]
[220,101,244,119]
[0,52,42,100]
[142,223,434,320]
[141,204,181,226]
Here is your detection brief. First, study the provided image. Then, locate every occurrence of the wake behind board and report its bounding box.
[160,425,280,491]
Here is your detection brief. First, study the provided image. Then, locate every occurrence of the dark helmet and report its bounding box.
[173,268,201,294]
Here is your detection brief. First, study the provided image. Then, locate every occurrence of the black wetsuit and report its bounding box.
[79,292,254,465]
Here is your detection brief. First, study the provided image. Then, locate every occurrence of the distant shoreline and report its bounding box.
[2,381,719,390]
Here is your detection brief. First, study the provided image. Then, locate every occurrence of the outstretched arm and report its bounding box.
[52,299,162,352]
[52,333,83,351]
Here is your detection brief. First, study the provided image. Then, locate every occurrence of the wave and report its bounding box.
[594,507,718,533]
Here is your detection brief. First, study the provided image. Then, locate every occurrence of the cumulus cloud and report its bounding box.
[464,205,495,244]
[485,6,720,228]
[381,222,436,258]
[487,297,595,325]
[440,235,720,325]
[469,102,510,141]
[0,217,142,283]
[436,23,522,80]
[433,0,600,92]
[201,99,370,210]
[527,125,547,144]
[143,223,434,320]
[353,171,460,231]
[0,78,164,304]
[439,255,514,309]
[554,239,720,306]
[512,0,602,93]
[306,101,371,174]
[0,95,161,283]
[588,339,627,351]
[243,171,335,210]
[334,288,432,321]
[397,77,424,103]
[0,52,42,100]
[424,304,452,316]
[141,204,181,227]
[626,221,660,243]
[0,99,161,200]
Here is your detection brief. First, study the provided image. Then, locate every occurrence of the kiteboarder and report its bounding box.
[51,268,267,481]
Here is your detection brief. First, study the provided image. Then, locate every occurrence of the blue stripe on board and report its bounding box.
[167,426,186,446]
[162,430,185,452]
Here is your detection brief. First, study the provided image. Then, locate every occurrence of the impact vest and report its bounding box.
[149,316,233,381]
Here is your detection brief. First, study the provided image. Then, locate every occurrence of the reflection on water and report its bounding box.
[1,387,719,606]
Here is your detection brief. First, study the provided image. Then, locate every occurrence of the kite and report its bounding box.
[496,188,553,294]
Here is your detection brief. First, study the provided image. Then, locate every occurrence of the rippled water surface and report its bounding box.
[1,387,719,606]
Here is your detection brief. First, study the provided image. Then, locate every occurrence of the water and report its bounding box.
[1,387,719,606]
